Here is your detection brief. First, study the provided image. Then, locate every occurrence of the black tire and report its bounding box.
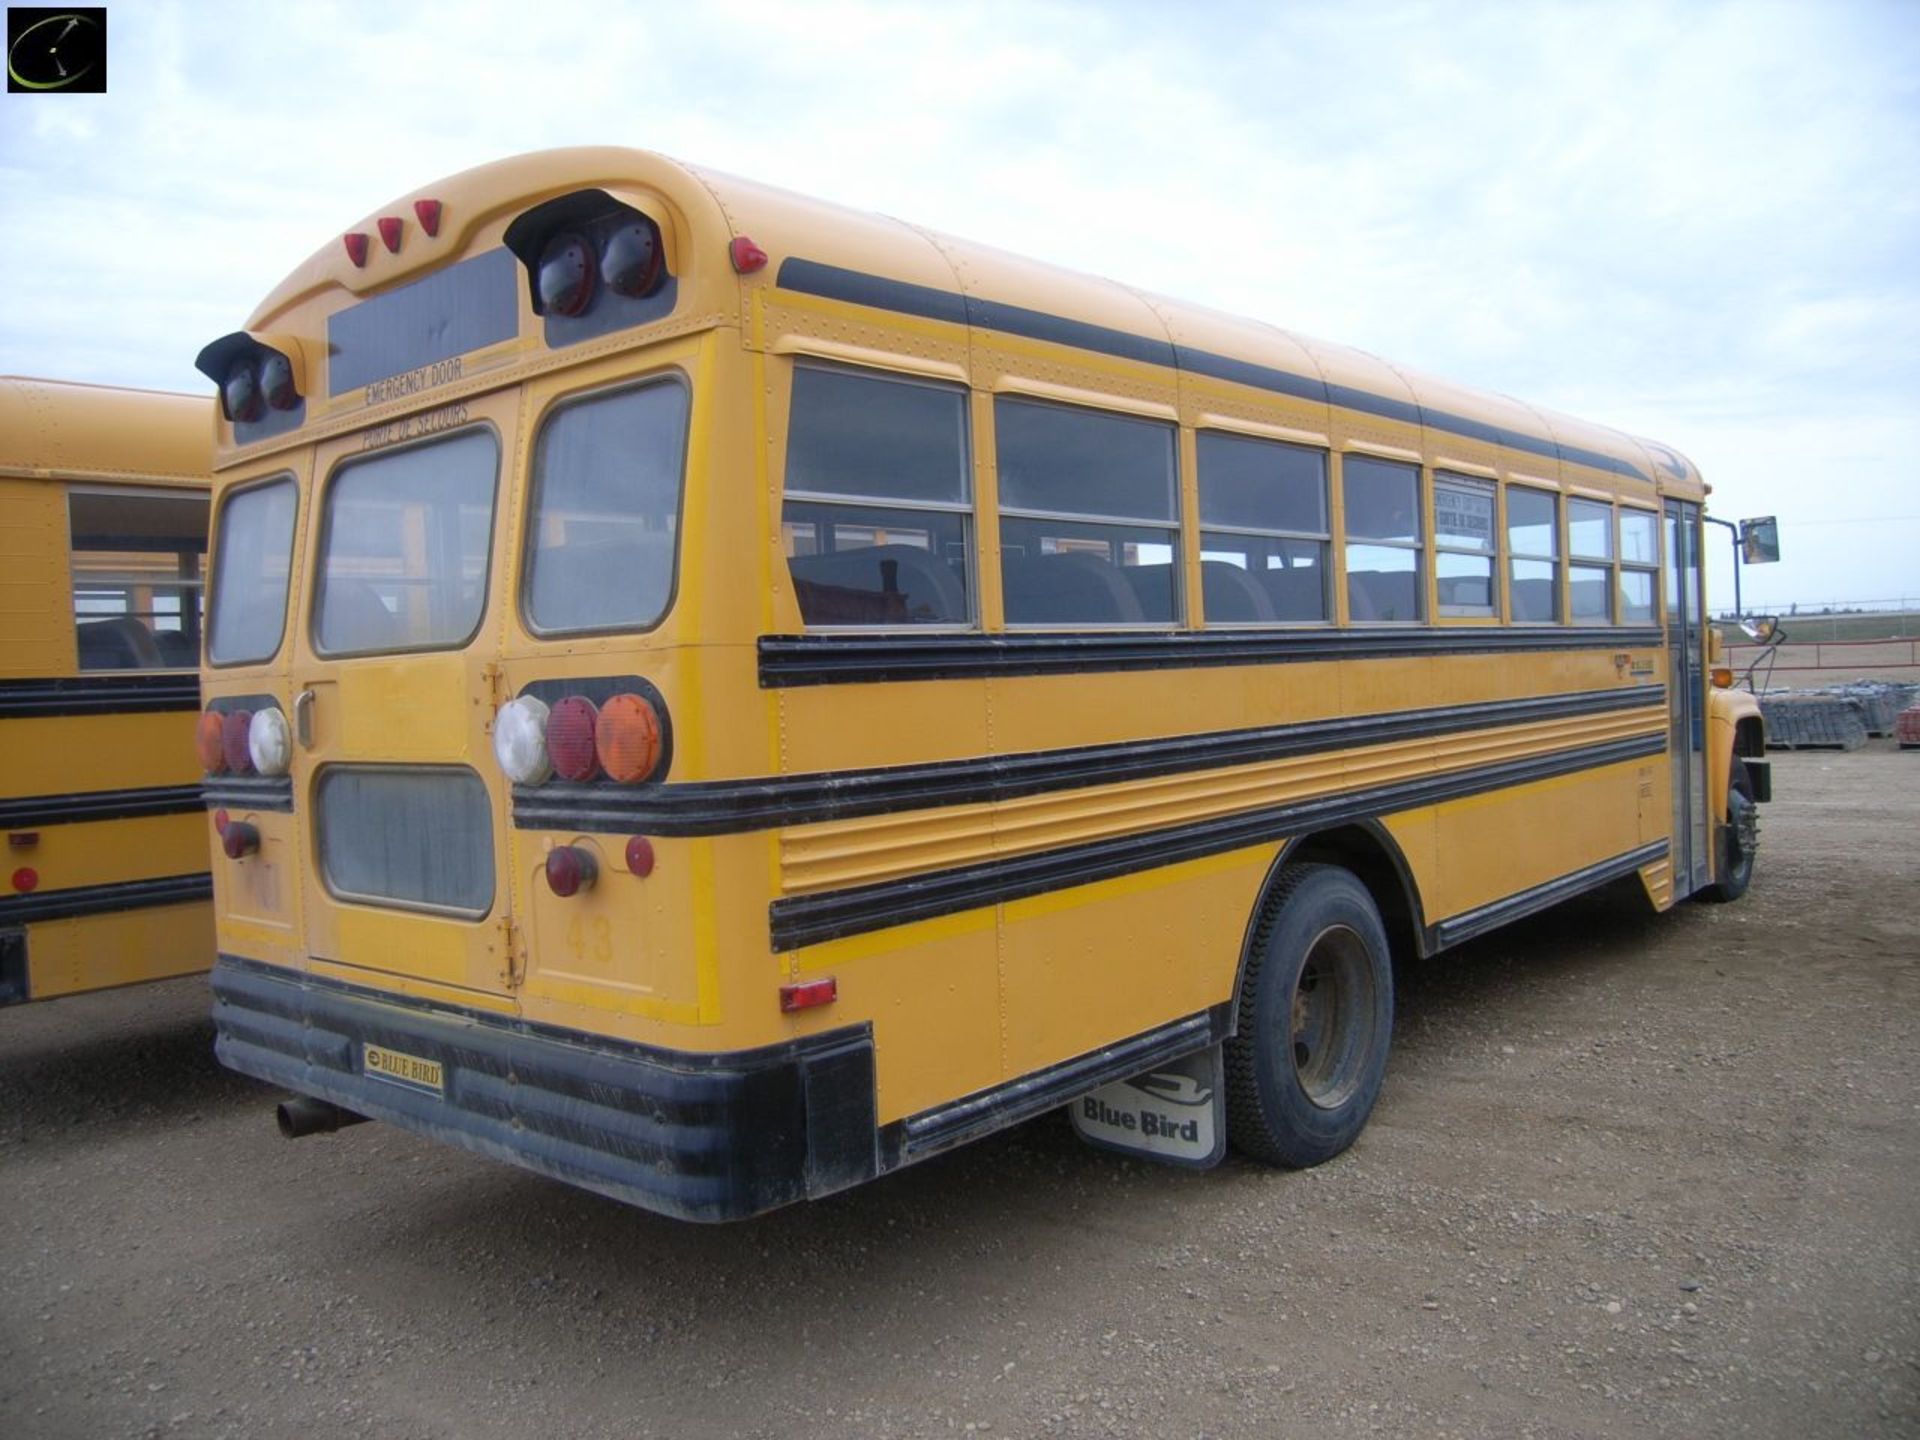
[1703,759,1758,903]
[1224,863,1394,1168]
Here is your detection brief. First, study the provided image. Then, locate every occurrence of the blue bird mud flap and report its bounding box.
[1067,1043,1226,1169]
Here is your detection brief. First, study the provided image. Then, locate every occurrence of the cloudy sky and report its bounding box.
[3,0,1915,612]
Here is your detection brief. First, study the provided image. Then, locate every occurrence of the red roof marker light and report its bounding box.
[414,198,442,236]
[343,232,370,267]
[730,236,768,274]
[377,217,403,253]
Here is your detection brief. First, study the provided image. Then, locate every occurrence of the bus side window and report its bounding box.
[68,488,208,671]
[1196,431,1330,625]
[783,365,972,627]
[995,397,1180,627]
[1433,474,1497,618]
[1619,508,1659,623]
[1568,497,1614,624]
[1507,485,1561,623]
[1341,455,1423,623]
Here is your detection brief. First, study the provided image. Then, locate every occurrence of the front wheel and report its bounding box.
[1224,863,1394,1168]
[1703,759,1759,902]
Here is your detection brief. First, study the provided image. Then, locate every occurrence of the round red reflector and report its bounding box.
[222,822,260,860]
[624,836,655,878]
[222,710,255,775]
[224,359,263,424]
[213,808,230,835]
[547,697,600,781]
[197,710,228,773]
[10,867,37,894]
[537,232,596,317]
[595,693,663,784]
[260,351,298,411]
[602,220,662,297]
[545,845,597,898]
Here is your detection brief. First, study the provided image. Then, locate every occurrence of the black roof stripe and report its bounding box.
[775,257,1648,484]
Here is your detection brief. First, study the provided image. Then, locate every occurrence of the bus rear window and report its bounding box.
[523,378,687,635]
[314,429,499,656]
[207,477,294,666]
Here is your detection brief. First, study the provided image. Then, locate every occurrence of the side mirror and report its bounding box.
[1740,517,1781,564]
[1738,615,1779,643]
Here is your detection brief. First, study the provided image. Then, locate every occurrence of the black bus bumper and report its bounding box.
[210,954,878,1223]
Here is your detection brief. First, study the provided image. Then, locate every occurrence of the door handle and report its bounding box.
[294,688,316,749]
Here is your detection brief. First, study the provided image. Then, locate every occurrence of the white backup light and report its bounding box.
[247,707,292,776]
[493,695,553,784]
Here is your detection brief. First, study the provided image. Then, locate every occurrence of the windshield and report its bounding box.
[313,428,500,656]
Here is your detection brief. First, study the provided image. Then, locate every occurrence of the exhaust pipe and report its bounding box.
[276,1096,369,1138]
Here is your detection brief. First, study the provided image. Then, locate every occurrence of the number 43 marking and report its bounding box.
[566,914,613,965]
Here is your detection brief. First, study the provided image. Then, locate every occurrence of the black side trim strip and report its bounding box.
[1431,840,1671,950]
[759,625,1666,688]
[888,1004,1232,1166]
[0,673,199,718]
[201,775,295,813]
[516,685,1664,837]
[770,733,1665,950]
[0,784,209,830]
[0,873,213,927]
[776,258,1651,483]
[0,783,210,829]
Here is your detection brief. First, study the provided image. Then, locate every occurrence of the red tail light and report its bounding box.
[414,198,442,236]
[259,351,299,411]
[547,697,600,781]
[779,976,837,1012]
[537,233,596,317]
[377,217,404,253]
[222,822,260,859]
[602,220,663,297]
[221,710,255,775]
[197,710,228,773]
[223,359,264,424]
[545,845,597,898]
[343,232,370,267]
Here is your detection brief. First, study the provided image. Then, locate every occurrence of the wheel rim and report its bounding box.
[1728,789,1758,877]
[1289,924,1377,1110]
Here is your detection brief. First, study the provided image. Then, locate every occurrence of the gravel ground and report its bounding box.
[2,746,1916,1440]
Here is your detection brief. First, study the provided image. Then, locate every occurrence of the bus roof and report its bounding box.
[0,375,210,487]
[240,146,1703,497]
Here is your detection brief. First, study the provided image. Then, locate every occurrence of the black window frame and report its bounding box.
[310,423,502,660]
[206,471,298,669]
[782,361,976,631]
[519,371,692,640]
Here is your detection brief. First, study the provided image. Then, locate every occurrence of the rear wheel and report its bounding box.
[1704,758,1758,902]
[1224,863,1394,1168]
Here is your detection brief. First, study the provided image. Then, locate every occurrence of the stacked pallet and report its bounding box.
[1760,694,1870,750]
[1897,705,1920,750]
[1828,681,1920,737]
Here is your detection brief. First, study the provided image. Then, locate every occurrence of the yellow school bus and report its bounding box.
[1,377,214,1005]
[196,149,1766,1220]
